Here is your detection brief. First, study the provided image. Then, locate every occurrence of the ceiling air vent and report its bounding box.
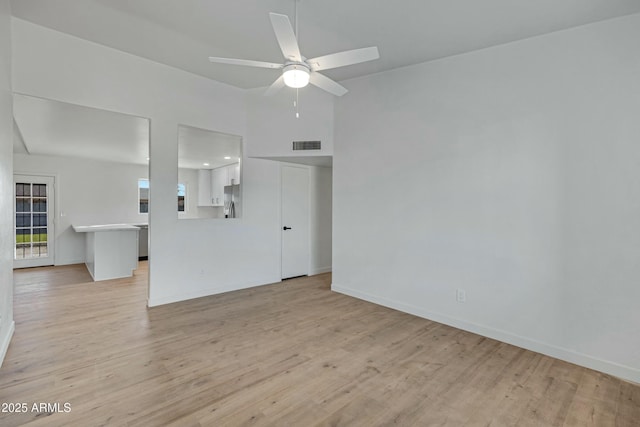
[293,140,321,151]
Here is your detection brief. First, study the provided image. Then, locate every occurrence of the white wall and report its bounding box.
[14,153,150,265]
[245,86,334,277]
[12,18,333,306]
[0,0,14,367]
[245,87,334,158]
[11,18,282,305]
[333,14,640,383]
[310,165,332,275]
[13,151,222,264]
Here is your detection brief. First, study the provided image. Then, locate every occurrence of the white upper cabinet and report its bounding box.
[197,169,213,207]
[210,167,226,206]
[227,162,240,185]
[197,162,240,208]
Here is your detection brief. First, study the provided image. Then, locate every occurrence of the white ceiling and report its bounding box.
[11,1,640,168]
[13,95,241,169]
[178,125,242,170]
[10,0,640,90]
[13,94,150,165]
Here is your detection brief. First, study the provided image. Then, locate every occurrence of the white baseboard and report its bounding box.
[55,258,84,266]
[332,283,640,384]
[310,266,332,275]
[148,276,283,307]
[0,321,15,368]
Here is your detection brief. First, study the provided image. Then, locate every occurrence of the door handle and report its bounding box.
[283,226,292,230]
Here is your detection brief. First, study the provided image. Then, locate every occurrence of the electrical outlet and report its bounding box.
[456,289,466,303]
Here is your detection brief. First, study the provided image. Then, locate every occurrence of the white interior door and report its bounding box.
[14,174,55,268]
[281,165,310,279]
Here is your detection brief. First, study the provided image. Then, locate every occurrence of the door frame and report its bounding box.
[13,173,57,269]
[280,164,311,279]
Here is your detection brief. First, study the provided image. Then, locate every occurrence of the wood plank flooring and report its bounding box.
[1,263,639,426]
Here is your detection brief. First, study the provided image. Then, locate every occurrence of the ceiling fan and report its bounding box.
[208,11,379,97]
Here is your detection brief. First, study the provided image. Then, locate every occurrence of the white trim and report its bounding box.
[278,164,283,279]
[310,266,332,275]
[53,258,85,266]
[148,276,282,307]
[331,283,640,384]
[0,321,15,368]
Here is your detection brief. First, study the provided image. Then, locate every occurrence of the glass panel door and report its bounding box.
[14,175,55,268]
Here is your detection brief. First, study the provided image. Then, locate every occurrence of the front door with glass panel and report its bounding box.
[14,175,55,268]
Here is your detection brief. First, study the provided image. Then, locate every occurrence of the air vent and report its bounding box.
[293,140,321,151]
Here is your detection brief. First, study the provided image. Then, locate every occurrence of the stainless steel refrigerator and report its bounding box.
[224,184,240,218]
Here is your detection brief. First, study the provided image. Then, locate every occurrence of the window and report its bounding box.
[15,182,49,259]
[138,179,186,213]
[138,179,149,213]
[177,183,185,212]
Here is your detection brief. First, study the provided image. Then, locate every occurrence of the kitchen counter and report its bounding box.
[73,224,139,281]
[73,223,140,233]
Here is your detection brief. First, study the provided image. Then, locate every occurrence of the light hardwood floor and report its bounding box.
[1,263,639,426]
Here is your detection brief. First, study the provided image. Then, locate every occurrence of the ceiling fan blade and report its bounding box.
[269,13,302,62]
[208,56,283,69]
[264,75,286,96]
[307,46,380,72]
[309,72,348,97]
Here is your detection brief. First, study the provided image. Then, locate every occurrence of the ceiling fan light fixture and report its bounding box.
[208,11,379,97]
[282,64,310,88]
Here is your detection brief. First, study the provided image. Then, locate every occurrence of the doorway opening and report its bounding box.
[12,94,150,296]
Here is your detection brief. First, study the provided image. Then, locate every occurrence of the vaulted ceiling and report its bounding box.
[11,1,640,168]
[13,95,241,169]
[11,0,640,89]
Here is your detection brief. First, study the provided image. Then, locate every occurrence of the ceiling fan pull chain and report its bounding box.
[295,88,300,118]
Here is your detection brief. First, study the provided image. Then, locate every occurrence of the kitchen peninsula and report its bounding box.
[72,224,139,281]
